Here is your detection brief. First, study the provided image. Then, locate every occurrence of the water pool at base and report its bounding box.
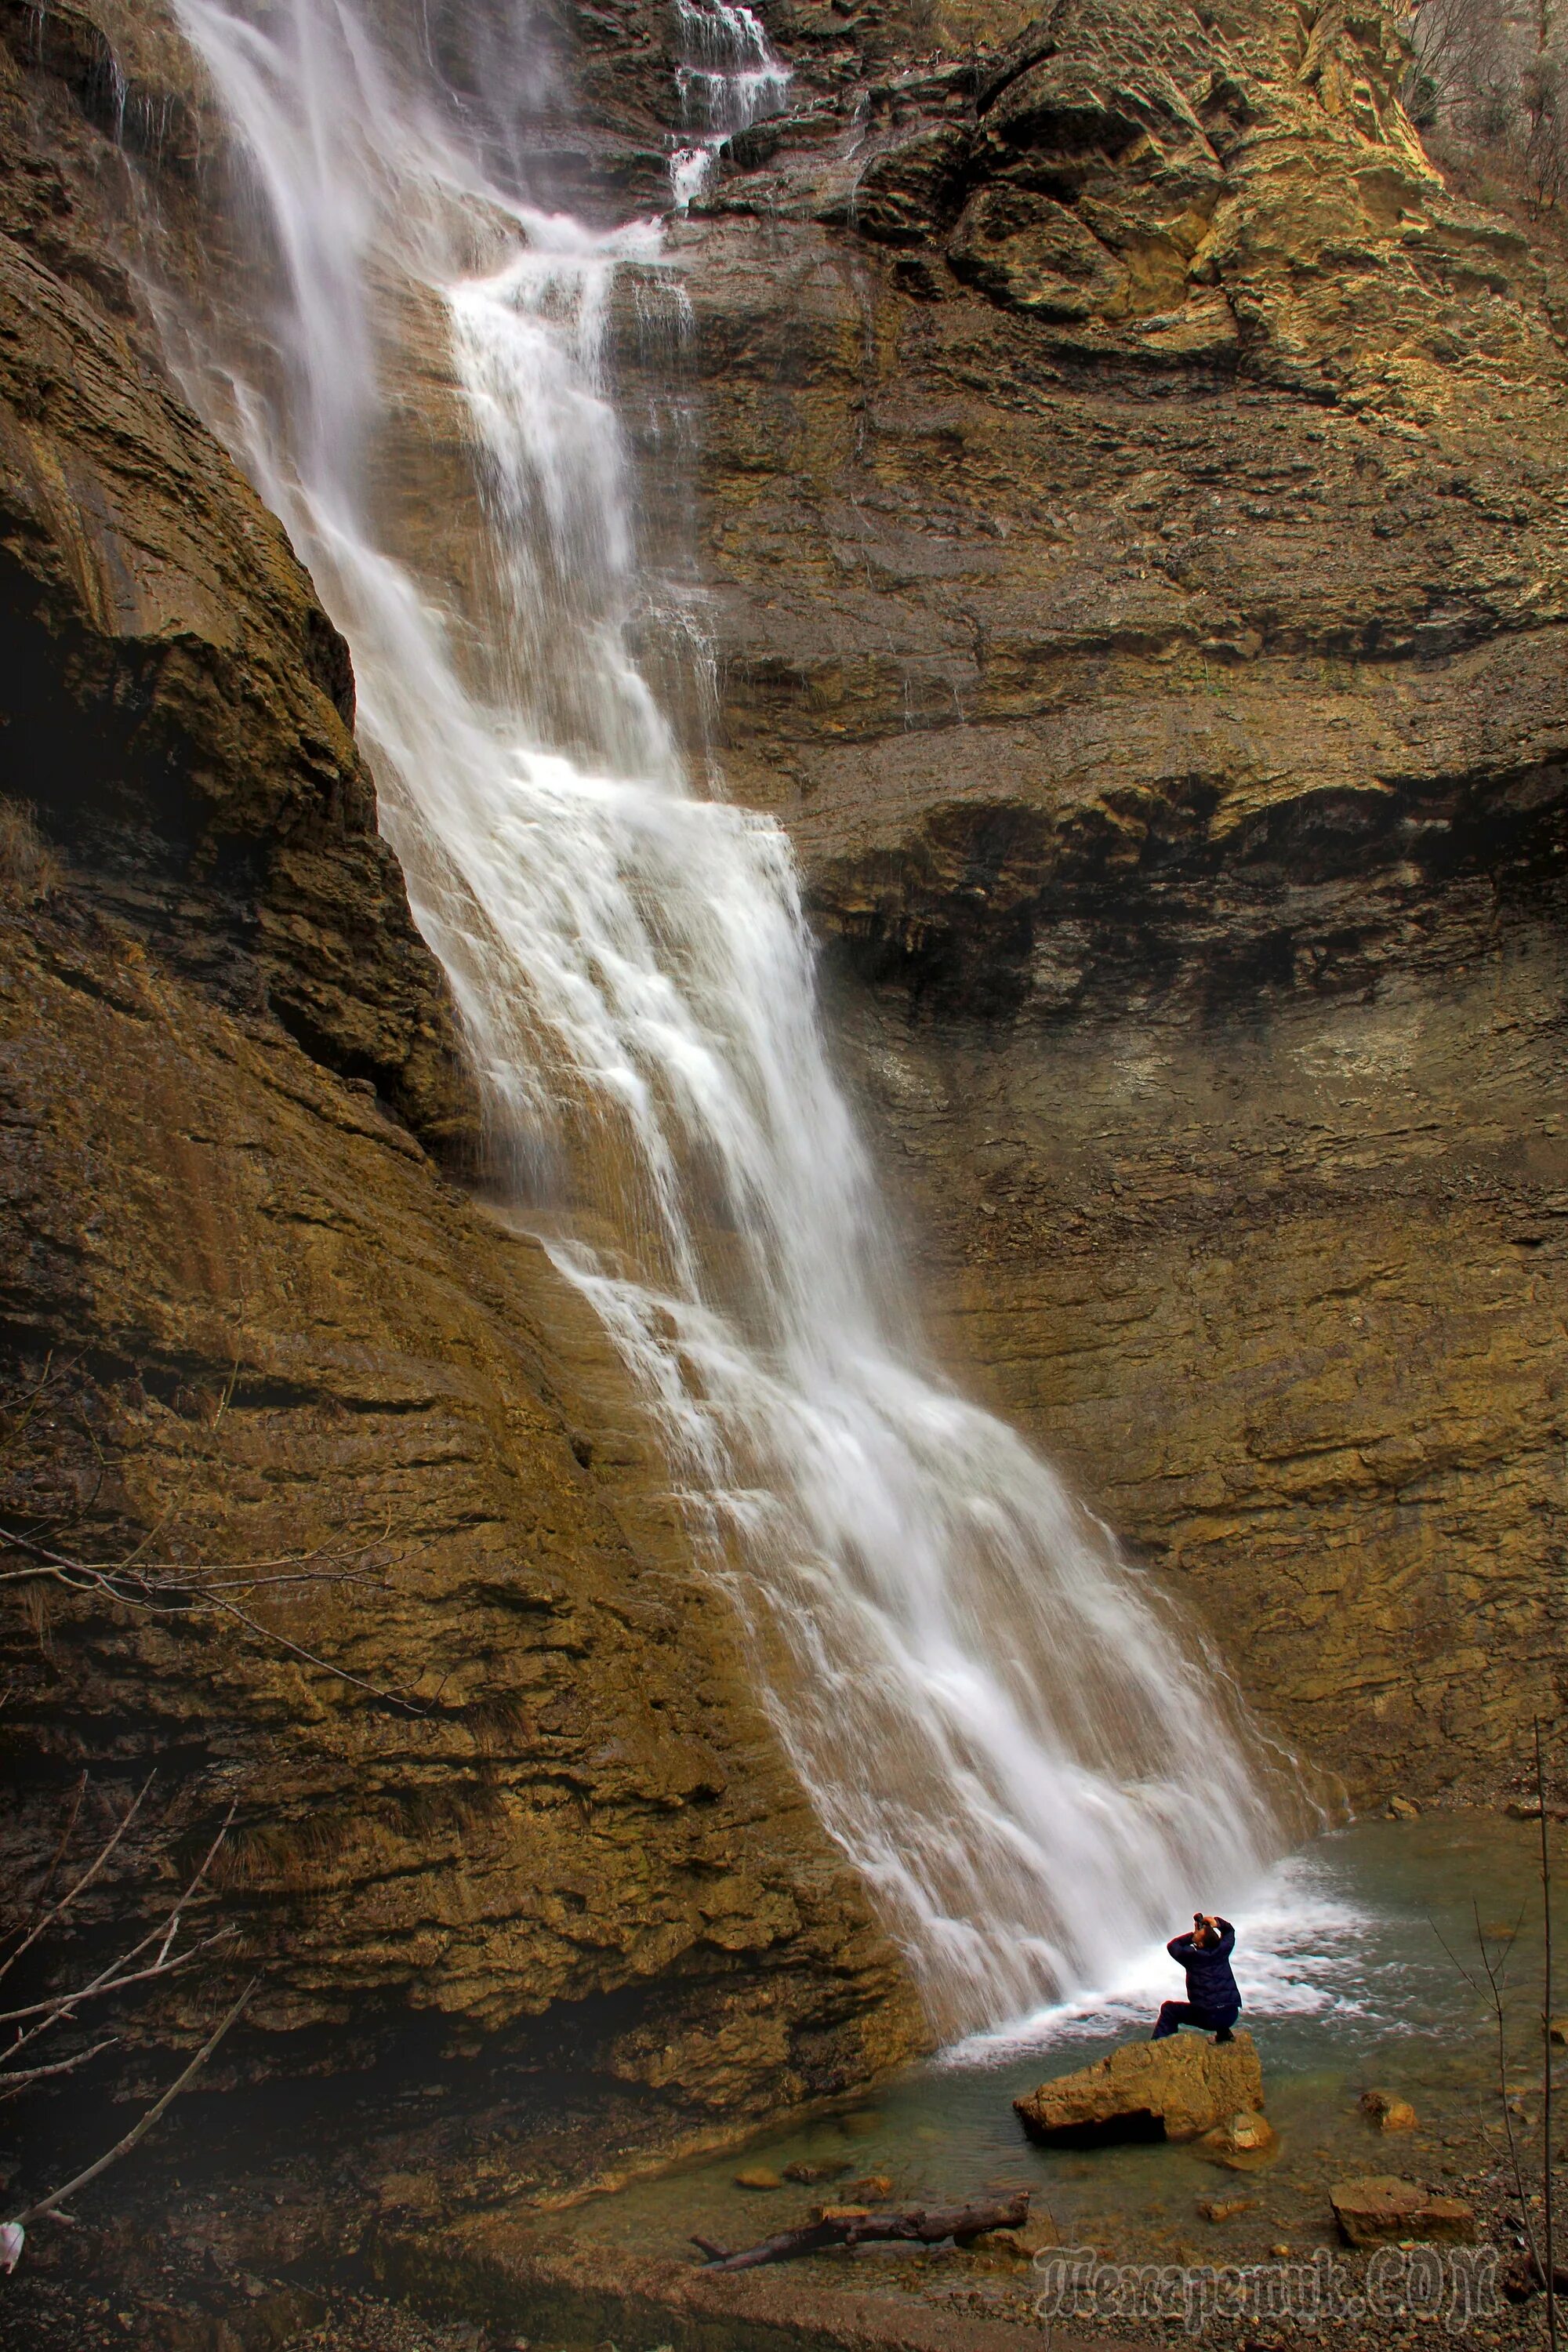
[563,1814,1559,2277]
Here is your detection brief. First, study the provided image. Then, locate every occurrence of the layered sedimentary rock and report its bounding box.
[2,0,1563,2155]
[0,2,921,2109]
[649,0,1568,1802]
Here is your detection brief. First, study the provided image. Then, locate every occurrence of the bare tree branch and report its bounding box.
[1537,1718,1558,2350]
[0,1778,154,1994]
[0,1800,237,2096]
[0,1526,432,1714]
[6,1980,256,2230]
[0,2038,117,2097]
[27,1771,87,1922]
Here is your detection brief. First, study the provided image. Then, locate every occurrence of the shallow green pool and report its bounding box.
[564,1813,1561,2272]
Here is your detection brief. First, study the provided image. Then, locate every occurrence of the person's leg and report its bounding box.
[1151,2001,1198,2040]
[1213,2008,1240,2045]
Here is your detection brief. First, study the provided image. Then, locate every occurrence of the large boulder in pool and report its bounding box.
[1014,2032,1265,2147]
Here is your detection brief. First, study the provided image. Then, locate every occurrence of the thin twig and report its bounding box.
[0,1520,405,1588]
[0,1802,235,2129]
[6,1980,256,2227]
[0,1530,428,1712]
[0,1806,236,2044]
[0,1779,154,1993]
[1476,1897,1543,2280]
[1537,1717,1557,2349]
[26,1773,87,1925]
[0,2038,116,2096]
[1436,1900,1543,2278]
[198,1593,429,1712]
[0,1923,234,2036]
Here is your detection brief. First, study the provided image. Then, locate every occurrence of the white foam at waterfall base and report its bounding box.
[939,1852,1375,2066]
[163,0,1294,2041]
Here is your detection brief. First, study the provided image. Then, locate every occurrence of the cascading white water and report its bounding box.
[158,0,1289,2036]
[667,0,791,207]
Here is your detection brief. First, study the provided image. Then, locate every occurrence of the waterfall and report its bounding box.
[668,0,792,207]
[157,0,1287,2038]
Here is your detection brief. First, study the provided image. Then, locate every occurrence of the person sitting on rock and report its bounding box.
[1151,1911,1241,2044]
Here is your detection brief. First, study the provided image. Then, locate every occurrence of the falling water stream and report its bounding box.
[668,0,791,205]
[154,0,1290,2038]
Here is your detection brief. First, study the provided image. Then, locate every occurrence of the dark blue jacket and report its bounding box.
[1167,1919,1240,2015]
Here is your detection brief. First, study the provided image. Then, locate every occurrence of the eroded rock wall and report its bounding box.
[0,0,923,2118]
[3,0,1562,2178]
[648,0,1568,1802]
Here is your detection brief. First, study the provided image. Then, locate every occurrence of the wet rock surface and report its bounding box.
[0,20,470,1154]
[1329,2173,1478,2248]
[0,0,924,2129]
[637,0,1568,1803]
[1,0,1566,2285]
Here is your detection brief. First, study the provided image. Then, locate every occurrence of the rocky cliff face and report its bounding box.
[2,0,1562,2182]
[649,0,1568,1806]
[0,0,921,2132]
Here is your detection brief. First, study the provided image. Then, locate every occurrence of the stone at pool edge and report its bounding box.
[1014,2030,1266,2147]
[1329,2176,1477,2249]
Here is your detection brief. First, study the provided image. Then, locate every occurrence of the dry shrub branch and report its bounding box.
[0,1352,441,2270]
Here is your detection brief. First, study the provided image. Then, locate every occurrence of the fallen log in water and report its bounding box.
[693,2190,1029,2273]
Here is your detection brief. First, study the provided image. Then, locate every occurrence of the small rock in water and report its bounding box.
[1359,2088,1417,2132]
[1329,2175,1476,2248]
[839,2109,883,2138]
[845,2172,894,2199]
[1198,2196,1252,2223]
[1549,2018,1568,2046]
[782,2159,849,2184]
[1196,2109,1279,2169]
[734,2166,784,2190]
[1385,1795,1420,1819]
[963,2227,1031,2263]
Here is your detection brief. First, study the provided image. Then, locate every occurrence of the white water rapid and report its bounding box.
[157,0,1287,2037]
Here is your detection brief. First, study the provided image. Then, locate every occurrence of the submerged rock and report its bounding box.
[1359,2088,1419,2132]
[1196,2108,1280,2169]
[1014,2031,1266,2147]
[1198,2196,1254,2224]
[734,2167,784,2190]
[1330,2176,1477,2249]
